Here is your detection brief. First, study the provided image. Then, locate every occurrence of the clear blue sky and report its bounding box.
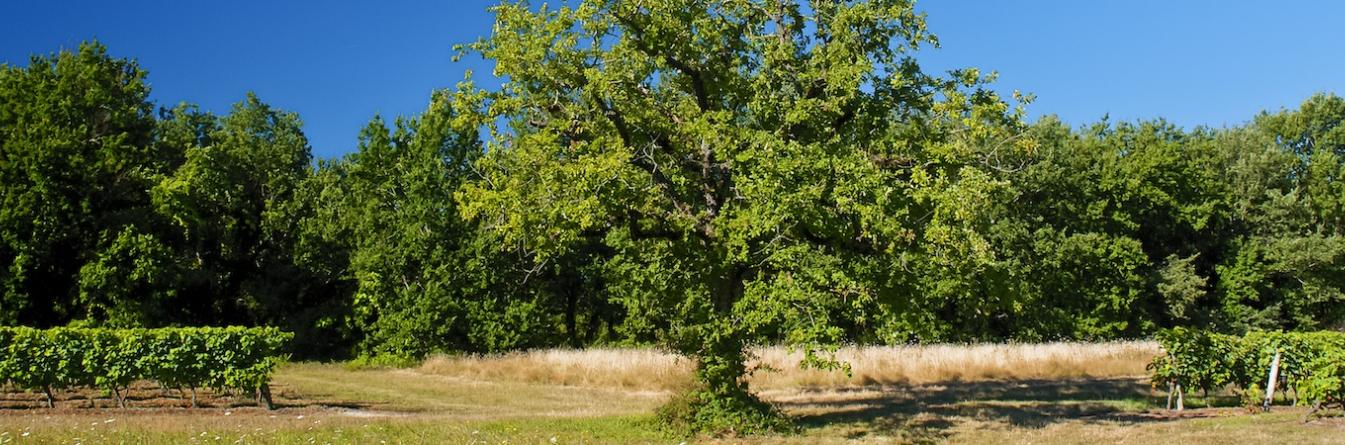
[3,1,1343,159]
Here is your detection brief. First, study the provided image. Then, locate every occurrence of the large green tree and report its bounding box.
[457,0,1027,431]
[151,94,318,330]
[1214,94,1345,331]
[0,42,166,325]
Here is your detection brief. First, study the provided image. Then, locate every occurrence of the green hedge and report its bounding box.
[1149,327,1345,413]
[0,326,291,408]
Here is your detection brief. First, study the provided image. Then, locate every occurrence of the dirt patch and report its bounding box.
[330,407,412,418]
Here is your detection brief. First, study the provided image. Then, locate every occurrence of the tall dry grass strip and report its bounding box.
[418,341,1158,392]
[748,341,1158,389]
[420,348,693,392]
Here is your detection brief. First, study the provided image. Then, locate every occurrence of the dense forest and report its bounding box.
[3,0,1345,430]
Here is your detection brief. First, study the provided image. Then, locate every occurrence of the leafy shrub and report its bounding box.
[1298,348,1345,414]
[1151,328,1345,412]
[4,327,63,407]
[1149,327,1237,402]
[655,384,794,437]
[0,326,291,408]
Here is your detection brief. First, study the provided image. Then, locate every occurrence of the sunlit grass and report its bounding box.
[950,410,1345,445]
[5,342,1345,444]
[0,412,667,445]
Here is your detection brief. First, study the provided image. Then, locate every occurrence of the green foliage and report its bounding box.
[0,41,344,356]
[1298,348,1345,411]
[300,88,561,360]
[1216,235,1345,331]
[1209,94,1345,332]
[0,41,160,326]
[7,13,1345,433]
[1240,383,1265,412]
[1158,254,1208,321]
[456,0,1034,433]
[1149,328,1237,396]
[77,228,182,327]
[0,326,291,407]
[656,382,794,437]
[150,93,319,326]
[1150,328,1345,410]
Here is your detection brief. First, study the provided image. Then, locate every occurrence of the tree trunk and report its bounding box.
[669,327,785,434]
[584,303,604,344]
[1304,401,1321,423]
[658,267,787,433]
[564,283,580,347]
[655,260,788,433]
[698,266,751,403]
[257,384,275,410]
[42,385,55,408]
[190,387,198,408]
[694,333,750,401]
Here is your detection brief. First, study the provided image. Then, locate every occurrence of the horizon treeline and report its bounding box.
[3,41,1344,360]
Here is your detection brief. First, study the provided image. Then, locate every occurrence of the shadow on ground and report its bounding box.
[0,382,372,412]
[772,377,1181,442]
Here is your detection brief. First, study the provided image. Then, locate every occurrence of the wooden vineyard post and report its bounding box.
[1263,349,1281,412]
[1176,381,1185,411]
[1167,381,1175,410]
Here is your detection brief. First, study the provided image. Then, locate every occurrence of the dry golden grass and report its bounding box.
[750,341,1158,389]
[274,362,664,417]
[420,348,693,392]
[418,341,1159,392]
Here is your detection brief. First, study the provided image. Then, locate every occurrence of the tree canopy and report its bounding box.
[456,0,1032,430]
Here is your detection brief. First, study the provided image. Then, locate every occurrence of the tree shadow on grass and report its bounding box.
[775,377,1181,442]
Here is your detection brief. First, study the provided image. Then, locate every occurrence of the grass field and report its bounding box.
[3,342,1344,444]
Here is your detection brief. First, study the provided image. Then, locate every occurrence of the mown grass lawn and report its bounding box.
[3,351,1344,444]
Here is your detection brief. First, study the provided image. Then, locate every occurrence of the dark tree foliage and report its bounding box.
[0,42,161,326]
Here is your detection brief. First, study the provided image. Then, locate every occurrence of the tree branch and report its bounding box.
[614,14,713,112]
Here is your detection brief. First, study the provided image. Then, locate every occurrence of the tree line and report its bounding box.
[3,0,1345,432]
